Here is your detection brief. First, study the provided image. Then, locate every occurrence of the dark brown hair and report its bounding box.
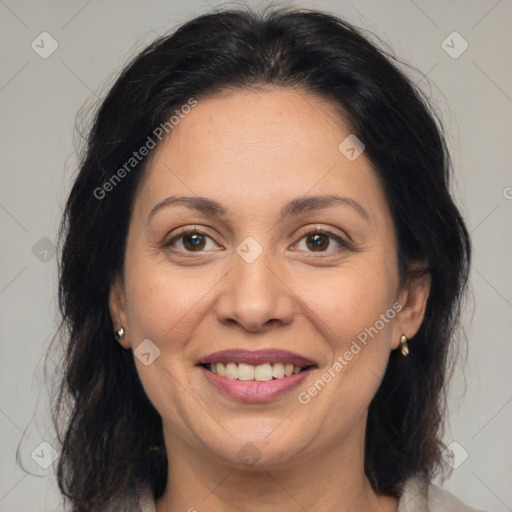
[52,5,470,510]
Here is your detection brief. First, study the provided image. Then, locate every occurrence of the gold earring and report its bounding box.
[400,335,409,356]
[114,327,125,341]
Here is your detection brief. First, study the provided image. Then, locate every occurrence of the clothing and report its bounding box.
[128,475,485,512]
[397,475,485,511]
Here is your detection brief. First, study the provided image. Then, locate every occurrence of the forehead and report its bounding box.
[152,87,348,170]
[135,87,390,223]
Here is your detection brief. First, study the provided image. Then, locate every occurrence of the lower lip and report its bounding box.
[199,366,314,403]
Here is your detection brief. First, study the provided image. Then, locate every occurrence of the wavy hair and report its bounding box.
[52,5,471,510]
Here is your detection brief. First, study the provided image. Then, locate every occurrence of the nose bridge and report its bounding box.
[214,236,294,331]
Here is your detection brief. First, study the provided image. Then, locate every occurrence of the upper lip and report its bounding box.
[197,349,317,367]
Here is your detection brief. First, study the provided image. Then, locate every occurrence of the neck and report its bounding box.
[155,422,398,512]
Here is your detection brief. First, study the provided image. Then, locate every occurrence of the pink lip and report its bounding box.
[199,365,315,402]
[196,348,316,367]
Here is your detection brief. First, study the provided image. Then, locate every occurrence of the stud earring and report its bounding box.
[114,327,125,341]
[400,335,409,357]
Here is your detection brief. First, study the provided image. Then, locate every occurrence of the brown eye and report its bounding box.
[294,228,350,255]
[165,229,219,254]
[306,233,330,251]
[182,233,206,251]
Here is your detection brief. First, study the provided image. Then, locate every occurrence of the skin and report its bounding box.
[109,87,430,512]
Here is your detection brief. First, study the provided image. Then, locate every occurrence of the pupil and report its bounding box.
[307,234,328,251]
[184,234,205,251]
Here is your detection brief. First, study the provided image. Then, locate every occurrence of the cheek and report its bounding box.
[299,263,398,350]
[291,266,398,428]
[124,254,217,343]
[122,256,218,422]
[292,260,399,419]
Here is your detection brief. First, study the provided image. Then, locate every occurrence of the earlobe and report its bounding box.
[393,272,431,349]
[109,277,130,348]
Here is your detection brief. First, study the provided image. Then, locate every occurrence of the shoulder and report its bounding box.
[95,480,156,512]
[131,476,487,512]
[399,475,487,512]
[136,480,157,512]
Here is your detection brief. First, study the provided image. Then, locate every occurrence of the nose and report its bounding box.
[214,246,295,333]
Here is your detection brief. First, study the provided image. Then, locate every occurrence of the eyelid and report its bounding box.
[163,226,223,252]
[163,223,352,256]
[291,224,352,253]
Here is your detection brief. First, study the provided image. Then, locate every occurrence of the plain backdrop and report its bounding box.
[1,0,511,511]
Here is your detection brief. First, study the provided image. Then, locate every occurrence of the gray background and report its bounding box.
[1,0,511,510]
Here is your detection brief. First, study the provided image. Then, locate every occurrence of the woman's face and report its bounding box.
[110,87,429,469]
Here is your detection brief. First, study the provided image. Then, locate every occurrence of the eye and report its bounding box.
[164,228,220,253]
[163,226,351,256]
[293,228,350,254]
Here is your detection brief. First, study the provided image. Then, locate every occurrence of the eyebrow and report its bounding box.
[148,194,370,222]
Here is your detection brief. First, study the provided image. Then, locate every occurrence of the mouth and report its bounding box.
[196,349,318,402]
[199,361,315,381]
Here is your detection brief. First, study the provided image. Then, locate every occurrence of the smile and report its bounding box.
[196,349,318,402]
[201,362,312,381]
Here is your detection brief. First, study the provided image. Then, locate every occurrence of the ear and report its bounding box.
[391,270,431,349]
[109,275,130,349]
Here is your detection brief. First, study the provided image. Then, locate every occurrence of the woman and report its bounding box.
[54,5,483,512]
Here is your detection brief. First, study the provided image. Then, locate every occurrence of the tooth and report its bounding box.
[238,363,255,381]
[225,362,238,379]
[272,362,285,379]
[212,362,307,380]
[284,364,294,377]
[254,363,273,382]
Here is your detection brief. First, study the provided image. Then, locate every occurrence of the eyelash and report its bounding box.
[163,225,352,257]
